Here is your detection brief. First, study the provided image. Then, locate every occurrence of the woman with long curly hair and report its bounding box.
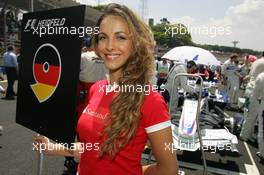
[34,3,178,175]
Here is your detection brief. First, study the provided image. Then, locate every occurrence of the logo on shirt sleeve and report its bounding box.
[30,43,61,103]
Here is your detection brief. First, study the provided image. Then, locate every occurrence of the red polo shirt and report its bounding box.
[77,80,171,175]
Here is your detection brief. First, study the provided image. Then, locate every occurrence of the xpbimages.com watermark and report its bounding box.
[164,141,233,154]
[24,18,99,37]
[165,24,232,38]
[30,26,99,38]
[98,83,165,95]
[32,142,100,154]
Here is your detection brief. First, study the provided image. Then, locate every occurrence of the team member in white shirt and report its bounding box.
[221,54,241,104]
[240,52,264,141]
[162,60,197,113]
[240,55,251,89]
[252,71,264,160]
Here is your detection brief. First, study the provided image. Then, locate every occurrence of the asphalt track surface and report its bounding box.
[0,81,67,175]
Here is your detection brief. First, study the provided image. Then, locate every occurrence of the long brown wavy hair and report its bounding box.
[93,3,155,159]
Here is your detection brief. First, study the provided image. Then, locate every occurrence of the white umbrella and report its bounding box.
[162,46,220,66]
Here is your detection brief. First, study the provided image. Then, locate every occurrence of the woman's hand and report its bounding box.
[33,135,54,155]
[33,135,83,157]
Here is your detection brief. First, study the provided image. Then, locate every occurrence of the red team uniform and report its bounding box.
[77,80,171,175]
